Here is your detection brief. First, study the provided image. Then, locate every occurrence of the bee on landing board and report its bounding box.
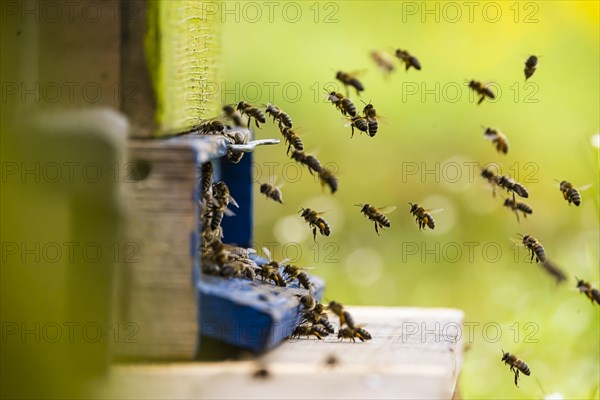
[282,264,314,290]
[483,127,509,154]
[256,247,288,287]
[524,55,538,81]
[468,80,495,105]
[291,323,330,340]
[575,278,600,306]
[356,204,396,235]
[335,70,365,96]
[557,180,591,207]
[299,208,331,241]
[503,198,533,223]
[395,49,421,71]
[501,351,531,387]
[409,203,442,231]
[337,325,372,342]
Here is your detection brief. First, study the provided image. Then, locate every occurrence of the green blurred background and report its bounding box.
[219,1,599,399]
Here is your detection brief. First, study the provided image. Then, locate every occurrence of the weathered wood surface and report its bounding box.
[105,307,464,399]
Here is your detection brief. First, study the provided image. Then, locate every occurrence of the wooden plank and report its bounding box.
[104,307,464,399]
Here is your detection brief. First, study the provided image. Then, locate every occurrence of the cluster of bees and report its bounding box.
[292,297,372,343]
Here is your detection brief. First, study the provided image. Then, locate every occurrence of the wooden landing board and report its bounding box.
[103,307,464,399]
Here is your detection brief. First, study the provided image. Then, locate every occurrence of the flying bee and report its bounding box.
[345,116,369,137]
[395,49,421,71]
[325,91,357,117]
[290,150,322,175]
[280,127,304,155]
[338,325,371,342]
[210,181,239,231]
[557,180,591,207]
[361,101,380,137]
[409,203,442,231]
[481,167,500,196]
[256,247,288,287]
[575,277,600,305]
[356,204,396,235]
[468,80,495,105]
[236,101,266,128]
[260,180,284,204]
[540,259,567,284]
[503,198,533,223]
[483,127,509,154]
[326,301,354,328]
[501,351,531,387]
[299,208,331,241]
[318,167,338,194]
[371,50,395,75]
[498,175,529,198]
[264,103,293,128]
[282,264,314,290]
[335,70,365,96]
[518,234,546,263]
[291,323,330,340]
[524,55,538,81]
[222,104,244,127]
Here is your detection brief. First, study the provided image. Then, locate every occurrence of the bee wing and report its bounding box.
[376,206,397,214]
[262,247,272,261]
[349,69,368,77]
[224,207,236,217]
[427,208,444,215]
[509,237,525,246]
[279,258,291,266]
[355,323,368,328]
[228,194,240,208]
[577,184,592,191]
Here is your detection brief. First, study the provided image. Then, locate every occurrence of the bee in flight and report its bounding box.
[524,55,538,81]
[259,180,284,204]
[497,175,529,198]
[362,101,379,137]
[483,127,509,154]
[557,180,591,207]
[371,50,395,75]
[356,204,396,235]
[503,198,532,223]
[395,49,421,71]
[335,70,364,96]
[409,203,441,231]
[326,91,357,117]
[299,208,331,241]
[540,259,567,284]
[290,150,322,175]
[575,277,600,306]
[264,103,293,128]
[222,104,244,127]
[280,126,304,155]
[468,80,495,105]
[346,115,369,137]
[501,351,531,387]
[236,101,266,128]
[318,167,338,194]
[518,234,546,263]
[327,300,354,328]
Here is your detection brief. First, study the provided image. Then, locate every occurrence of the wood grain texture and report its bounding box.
[105,307,464,399]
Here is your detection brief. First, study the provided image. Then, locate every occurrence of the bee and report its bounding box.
[481,167,500,195]
[299,208,331,241]
[318,167,339,194]
[265,103,293,128]
[303,309,335,334]
[260,181,284,204]
[540,259,567,284]
[220,260,257,281]
[291,323,330,340]
[236,101,266,128]
[200,162,213,200]
[395,49,421,71]
[483,127,509,154]
[575,277,600,305]
[282,264,313,290]
[336,70,364,96]
[337,326,371,342]
[346,116,369,137]
[558,180,591,207]
[256,247,287,287]
[299,293,317,311]
[223,127,249,164]
[362,102,379,137]
[326,91,358,117]
[280,127,304,155]
[501,351,531,387]
[198,119,226,134]
[326,301,354,328]
[210,181,239,231]
[371,50,395,74]
[519,234,546,263]
[290,150,322,175]
[524,55,538,81]
[497,175,529,198]
[503,198,533,223]
[468,80,495,105]
[222,104,244,127]
[356,204,396,235]
[409,203,440,231]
